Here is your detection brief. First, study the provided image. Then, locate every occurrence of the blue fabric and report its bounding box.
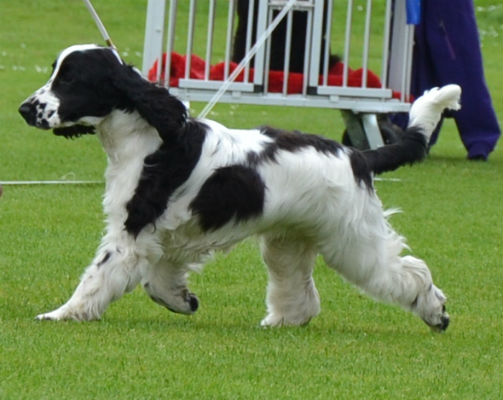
[406,0,422,24]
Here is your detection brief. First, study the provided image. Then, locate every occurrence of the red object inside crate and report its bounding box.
[148,52,404,100]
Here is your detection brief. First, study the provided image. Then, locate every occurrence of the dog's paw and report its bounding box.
[427,310,450,333]
[185,291,199,313]
[260,313,313,328]
[35,308,68,321]
[35,305,95,321]
[149,289,199,315]
[260,314,284,328]
[413,285,450,332]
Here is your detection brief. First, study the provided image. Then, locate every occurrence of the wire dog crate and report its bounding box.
[142,0,416,149]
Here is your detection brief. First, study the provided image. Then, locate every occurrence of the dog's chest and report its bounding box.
[159,222,247,265]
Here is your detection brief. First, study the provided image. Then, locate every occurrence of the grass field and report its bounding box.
[1,1,502,399]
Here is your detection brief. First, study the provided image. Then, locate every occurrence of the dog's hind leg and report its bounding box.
[260,235,320,327]
[35,233,157,321]
[322,242,450,331]
[141,257,199,315]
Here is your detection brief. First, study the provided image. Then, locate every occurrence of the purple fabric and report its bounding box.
[396,0,501,159]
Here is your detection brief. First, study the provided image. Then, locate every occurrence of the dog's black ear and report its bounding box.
[113,66,187,142]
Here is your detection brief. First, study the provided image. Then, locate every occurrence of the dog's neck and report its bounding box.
[96,109,163,222]
[97,109,162,164]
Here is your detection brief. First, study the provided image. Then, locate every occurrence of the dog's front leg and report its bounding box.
[36,233,153,321]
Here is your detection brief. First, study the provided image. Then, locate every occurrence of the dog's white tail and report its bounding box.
[407,84,462,140]
[361,84,461,175]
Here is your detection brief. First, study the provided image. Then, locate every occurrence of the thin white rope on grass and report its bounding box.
[374,177,401,182]
[0,178,400,185]
[197,0,297,120]
[0,181,103,185]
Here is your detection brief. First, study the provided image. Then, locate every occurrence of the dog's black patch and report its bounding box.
[190,165,265,231]
[247,126,343,165]
[347,126,429,191]
[262,126,343,155]
[53,125,96,138]
[124,120,207,237]
[362,126,427,175]
[51,49,133,125]
[349,150,374,191]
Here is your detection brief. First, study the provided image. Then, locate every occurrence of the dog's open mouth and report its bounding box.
[53,125,96,138]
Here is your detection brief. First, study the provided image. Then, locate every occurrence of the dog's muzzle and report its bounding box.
[18,100,49,129]
[19,101,39,127]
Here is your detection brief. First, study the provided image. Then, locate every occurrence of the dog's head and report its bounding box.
[19,44,187,140]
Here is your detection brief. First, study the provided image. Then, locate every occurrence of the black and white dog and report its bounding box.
[19,44,461,330]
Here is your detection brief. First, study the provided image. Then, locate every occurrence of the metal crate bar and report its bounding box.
[322,0,333,87]
[361,0,372,88]
[302,2,313,95]
[282,10,293,95]
[203,0,216,81]
[380,0,392,89]
[162,0,177,85]
[184,0,197,79]
[223,0,236,80]
[243,0,255,82]
[307,0,321,91]
[142,0,416,148]
[342,0,353,88]
[142,0,166,80]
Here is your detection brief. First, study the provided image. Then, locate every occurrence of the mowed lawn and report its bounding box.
[0,1,502,399]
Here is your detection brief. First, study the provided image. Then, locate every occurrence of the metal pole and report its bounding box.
[361,0,372,88]
[224,0,237,80]
[282,10,293,95]
[185,0,197,79]
[342,0,353,87]
[380,0,392,89]
[204,0,216,81]
[164,0,178,86]
[322,0,334,86]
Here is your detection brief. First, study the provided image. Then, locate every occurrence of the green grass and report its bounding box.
[1,1,502,399]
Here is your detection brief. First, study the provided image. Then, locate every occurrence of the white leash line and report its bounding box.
[374,177,402,182]
[0,178,400,186]
[0,178,400,185]
[0,181,103,185]
[197,0,297,119]
[82,0,117,49]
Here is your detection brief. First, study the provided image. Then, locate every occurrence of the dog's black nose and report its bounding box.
[19,102,37,126]
[439,315,450,331]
